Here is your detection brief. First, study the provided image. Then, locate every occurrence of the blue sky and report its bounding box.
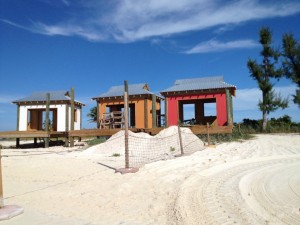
[0,0,299,131]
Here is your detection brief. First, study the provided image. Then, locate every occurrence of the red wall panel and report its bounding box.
[166,92,228,126]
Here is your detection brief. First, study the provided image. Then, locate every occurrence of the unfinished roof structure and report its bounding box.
[13,90,84,132]
[160,76,236,127]
[92,83,163,129]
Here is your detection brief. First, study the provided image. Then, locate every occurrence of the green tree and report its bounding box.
[247,27,288,131]
[282,33,300,106]
[87,106,97,123]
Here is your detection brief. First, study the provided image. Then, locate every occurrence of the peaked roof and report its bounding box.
[92,83,162,99]
[12,90,85,106]
[160,76,236,93]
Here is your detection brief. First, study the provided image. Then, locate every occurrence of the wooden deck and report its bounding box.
[0,125,233,140]
[0,131,68,139]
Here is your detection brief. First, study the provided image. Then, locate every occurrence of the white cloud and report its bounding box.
[185,39,258,54]
[2,0,300,42]
[233,86,299,122]
[61,0,70,6]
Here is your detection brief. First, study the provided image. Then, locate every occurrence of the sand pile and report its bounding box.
[83,126,204,166]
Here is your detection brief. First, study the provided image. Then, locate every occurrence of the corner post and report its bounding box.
[226,89,232,126]
[164,97,168,127]
[144,98,148,128]
[70,87,75,147]
[124,81,129,168]
[16,105,20,148]
[152,94,157,128]
[45,93,50,148]
[65,103,69,147]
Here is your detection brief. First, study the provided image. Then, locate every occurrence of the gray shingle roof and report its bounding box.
[93,83,158,99]
[13,90,84,105]
[160,76,236,93]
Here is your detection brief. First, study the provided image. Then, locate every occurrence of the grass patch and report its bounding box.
[197,126,254,144]
[85,137,106,146]
[112,153,121,157]
[170,146,176,152]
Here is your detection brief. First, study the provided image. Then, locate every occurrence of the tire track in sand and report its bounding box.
[168,156,300,225]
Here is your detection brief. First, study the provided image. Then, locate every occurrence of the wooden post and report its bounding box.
[0,149,3,207]
[16,104,20,131]
[178,125,184,155]
[80,108,82,130]
[96,101,100,129]
[65,102,69,147]
[144,98,148,128]
[226,89,232,126]
[45,93,50,148]
[16,105,20,148]
[207,122,211,146]
[164,97,168,127]
[70,88,75,147]
[152,94,157,128]
[124,81,129,168]
[34,138,37,147]
[16,138,20,148]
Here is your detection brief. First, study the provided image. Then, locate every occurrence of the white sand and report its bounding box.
[1,133,300,225]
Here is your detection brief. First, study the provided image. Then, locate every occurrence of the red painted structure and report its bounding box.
[161,76,236,127]
[167,92,228,126]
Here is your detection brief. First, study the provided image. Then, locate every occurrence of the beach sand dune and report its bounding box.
[1,134,300,225]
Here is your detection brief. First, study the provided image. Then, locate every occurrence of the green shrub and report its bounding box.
[112,153,121,157]
[170,146,176,152]
[85,137,106,146]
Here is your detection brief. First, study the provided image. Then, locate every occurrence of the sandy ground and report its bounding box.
[1,134,300,225]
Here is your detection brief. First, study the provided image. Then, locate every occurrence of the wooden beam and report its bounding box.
[152,94,157,128]
[16,105,20,131]
[0,149,3,207]
[65,101,69,147]
[164,97,168,127]
[124,80,129,168]
[45,93,50,148]
[96,101,100,129]
[144,98,148,128]
[226,89,232,126]
[70,87,75,147]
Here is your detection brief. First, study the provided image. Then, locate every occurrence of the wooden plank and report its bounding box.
[70,87,75,147]
[16,105,20,131]
[45,93,50,148]
[0,125,232,140]
[0,131,50,138]
[144,98,148,129]
[152,94,156,128]
[124,80,129,168]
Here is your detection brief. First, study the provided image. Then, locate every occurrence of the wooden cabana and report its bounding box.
[160,76,236,127]
[12,90,85,132]
[92,83,163,129]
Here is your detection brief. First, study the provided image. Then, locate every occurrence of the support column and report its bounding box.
[70,88,75,147]
[16,105,20,131]
[96,102,100,129]
[45,93,50,148]
[144,98,148,128]
[164,97,168,127]
[226,89,232,126]
[65,103,69,147]
[16,105,20,148]
[124,81,129,168]
[80,108,82,130]
[152,94,157,128]
[34,138,37,147]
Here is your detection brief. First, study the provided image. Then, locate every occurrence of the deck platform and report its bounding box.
[0,125,233,147]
